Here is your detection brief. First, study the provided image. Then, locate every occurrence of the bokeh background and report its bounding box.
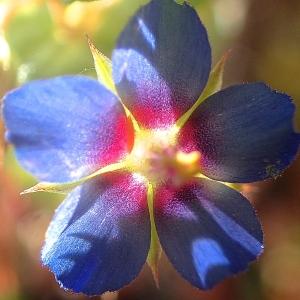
[0,0,299,299]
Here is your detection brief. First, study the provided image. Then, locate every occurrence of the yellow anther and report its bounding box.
[176,151,201,166]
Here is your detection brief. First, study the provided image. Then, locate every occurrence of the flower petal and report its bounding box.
[42,172,150,295]
[154,178,263,290]
[179,83,300,183]
[3,76,133,182]
[112,0,211,129]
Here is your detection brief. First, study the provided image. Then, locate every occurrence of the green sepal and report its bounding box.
[146,183,161,288]
[87,36,117,95]
[194,173,242,191]
[87,37,141,131]
[21,161,126,195]
[199,49,231,100]
[176,50,231,128]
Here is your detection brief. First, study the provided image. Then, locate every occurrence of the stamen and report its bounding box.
[176,151,201,166]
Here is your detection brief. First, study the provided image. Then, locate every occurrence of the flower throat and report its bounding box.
[126,127,202,186]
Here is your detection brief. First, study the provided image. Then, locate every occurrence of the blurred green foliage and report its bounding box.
[63,0,98,4]
[5,0,150,82]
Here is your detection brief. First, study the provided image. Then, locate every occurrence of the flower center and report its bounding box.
[126,127,201,186]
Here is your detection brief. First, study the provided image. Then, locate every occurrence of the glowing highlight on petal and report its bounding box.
[138,18,156,50]
[192,238,230,287]
[200,199,264,255]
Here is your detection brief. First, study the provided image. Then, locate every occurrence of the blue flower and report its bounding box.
[3,0,299,295]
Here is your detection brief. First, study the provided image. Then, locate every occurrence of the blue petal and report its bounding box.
[179,83,300,183]
[112,0,211,128]
[3,76,132,182]
[154,179,263,289]
[42,172,150,295]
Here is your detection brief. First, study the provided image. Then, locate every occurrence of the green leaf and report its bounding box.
[6,4,93,82]
[87,36,117,95]
[176,50,231,128]
[146,183,162,287]
[21,161,126,195]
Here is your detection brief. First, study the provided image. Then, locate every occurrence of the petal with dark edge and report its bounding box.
[112,0,211,129]
[42,172,150,296]
[3,76,133,182]
[179,83,300,183]
[154,178,263,289]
